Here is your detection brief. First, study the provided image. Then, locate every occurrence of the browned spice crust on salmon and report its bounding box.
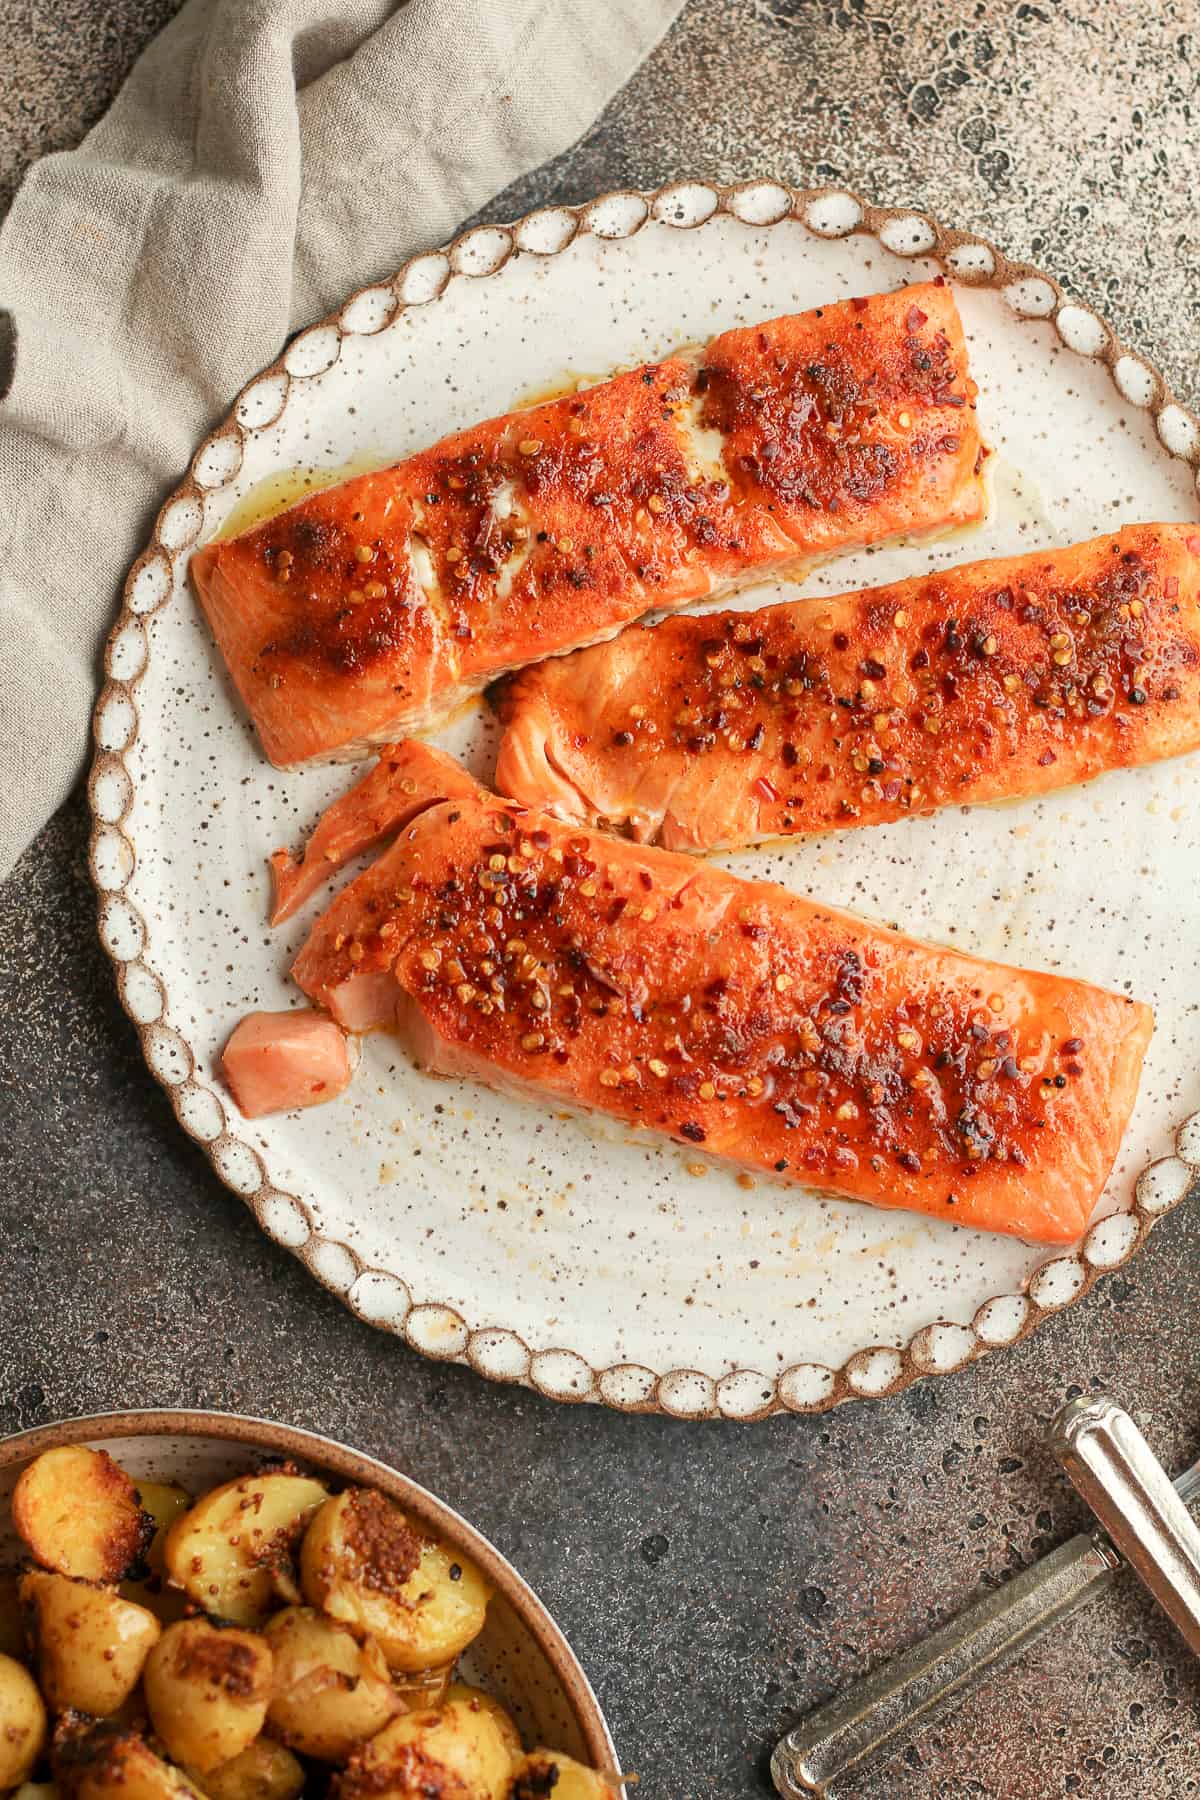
[191,283,986,766]
[492,523,1200,849]
[291,746,1151,1245]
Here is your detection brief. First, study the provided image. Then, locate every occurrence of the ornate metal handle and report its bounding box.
[1050,1395,1200,1657]
[770,1530,1119,1798]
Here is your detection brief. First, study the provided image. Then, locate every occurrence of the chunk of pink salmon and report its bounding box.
[221,1010,354,1117]
[269,740,480,924]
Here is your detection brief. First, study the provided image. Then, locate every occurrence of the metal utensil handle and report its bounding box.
[1051,1396,1200,1658]
[770,1531,1118,1799]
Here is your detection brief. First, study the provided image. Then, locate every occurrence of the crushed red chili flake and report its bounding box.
[1164,575,1180,598]
[754,775,780,802]
[906,305,928,331]
[1038,748,1057,766]
[851,295,869,311]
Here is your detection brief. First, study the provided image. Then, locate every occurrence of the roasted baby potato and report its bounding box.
[508,1751,620,1798]
[337,1689,519,1800]
[143,1620,272,1772]
[53,1727,204,1800]
[444,1686,521,1765]
[262,1606,400,1762]
[134,1484,191,1571]
[116,1483,193,1629]
[0,1654,47,1787]
[301,1489,491,1672]
[13,1449,152,1585]
[21,1570,160,1716]
[163,1472,328,1626]
[182,1741,303,1800]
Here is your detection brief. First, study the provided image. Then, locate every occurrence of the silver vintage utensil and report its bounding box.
[772,1396,1200,1798]
[1051,1394,1200,1656]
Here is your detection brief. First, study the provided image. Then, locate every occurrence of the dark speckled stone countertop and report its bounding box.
[3,4,1200,1795]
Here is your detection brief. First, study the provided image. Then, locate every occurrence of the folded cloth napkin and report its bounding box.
[0,0,685,880]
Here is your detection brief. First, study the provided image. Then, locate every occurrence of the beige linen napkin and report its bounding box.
[0,0,684,878]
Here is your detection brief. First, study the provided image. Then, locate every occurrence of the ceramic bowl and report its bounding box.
[0,1409,621,1783]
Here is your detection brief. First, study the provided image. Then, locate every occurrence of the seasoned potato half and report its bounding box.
[445,1686,521,1765]
[13,1449,152,1584]
[508,1751,621,1798]
[54,1727,204,1800]
[0,1654,47,1787]
[143,1620,272,1773]
[135,1484,192,1574]
[182,1740,303,1800]
[301,1489,491,1671]
[337,1694,518,1800]
[21,1570,160,1716]
[263,1606,401,1762]
[163,1473,328,1626]
[117,1484,193,1628]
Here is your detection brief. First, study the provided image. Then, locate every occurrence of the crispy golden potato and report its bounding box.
[54,1727,204,1800]
[135,1485,191,1574]
[21,1570,160,1717]
[0,1654,47,1787]
[301,1489,490,1672]
[0,1573,25,1658]
[182,1741,303,1800]
[143,1620,272,1773]
[13,1449,152,1585]
[116,1484,193,1629]
[337,1692,518,1800]
[507,1751,620,1798]
[444,1687,521,1765]
[163,1473,327,1626]
[263,1606,401,1762]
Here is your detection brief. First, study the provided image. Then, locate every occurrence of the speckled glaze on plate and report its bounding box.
[0,1410,620,1779]
[90,182,1200,1421]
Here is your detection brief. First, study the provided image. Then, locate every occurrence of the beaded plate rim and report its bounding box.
[88,179,1200,1421]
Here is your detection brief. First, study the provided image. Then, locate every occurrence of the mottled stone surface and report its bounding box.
[3,3,1200,1795]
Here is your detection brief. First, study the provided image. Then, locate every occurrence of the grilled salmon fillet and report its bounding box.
[493,523,1200,849]
[291,744,1151,1243]
[192,283,986,767]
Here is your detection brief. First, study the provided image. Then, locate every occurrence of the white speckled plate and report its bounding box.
[91,183,1200,1420]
